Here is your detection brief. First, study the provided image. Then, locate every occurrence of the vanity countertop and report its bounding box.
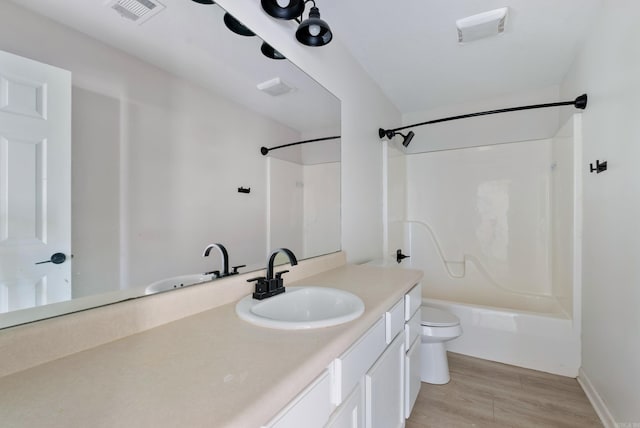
[0,264,422,427]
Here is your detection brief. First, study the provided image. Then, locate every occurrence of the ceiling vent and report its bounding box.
[107,0,166,25]
[257,77,295,97]
[456,7,508,43]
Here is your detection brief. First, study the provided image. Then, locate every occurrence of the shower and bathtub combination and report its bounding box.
[384,114,583,377]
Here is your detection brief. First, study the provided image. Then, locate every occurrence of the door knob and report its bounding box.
[35,253,67,265]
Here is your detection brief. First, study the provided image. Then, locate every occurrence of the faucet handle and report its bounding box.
[205,270,221,278]
[275,270,290,279]
[247,276,269,298]
[232,265,246,274]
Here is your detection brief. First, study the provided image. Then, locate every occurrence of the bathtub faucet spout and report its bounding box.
[396,249,410,264]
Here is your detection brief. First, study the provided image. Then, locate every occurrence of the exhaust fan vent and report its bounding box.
[456,7,508,43]
[257,77,295,97]
[107,0,166,25]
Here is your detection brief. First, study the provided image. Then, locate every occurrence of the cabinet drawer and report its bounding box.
[385,298,404,344]
[265,370,332,428]
[404,283,422,321]
[404,309,421,351]
[334,316,386,405]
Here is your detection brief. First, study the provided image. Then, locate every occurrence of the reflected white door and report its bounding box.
[0,49,71,313]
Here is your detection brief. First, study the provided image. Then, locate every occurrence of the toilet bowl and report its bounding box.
[420,306,462,384]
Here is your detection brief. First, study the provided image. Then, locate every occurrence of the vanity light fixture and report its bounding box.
[261,0,305,20]
[261,0,333,47]
[261,42,287,60]
[296,2,332,46]
[223,13,255,37]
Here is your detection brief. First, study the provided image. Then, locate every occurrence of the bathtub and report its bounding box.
[424,297,579,377]
[367,257,580,377]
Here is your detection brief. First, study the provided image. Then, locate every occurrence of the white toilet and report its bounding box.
[420,306,463,384]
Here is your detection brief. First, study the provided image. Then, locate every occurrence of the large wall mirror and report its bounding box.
[0,0,341,329]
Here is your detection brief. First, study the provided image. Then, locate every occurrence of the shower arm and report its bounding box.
[379,94,588,136]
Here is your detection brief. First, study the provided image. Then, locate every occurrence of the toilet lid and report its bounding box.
[421,307,460,327]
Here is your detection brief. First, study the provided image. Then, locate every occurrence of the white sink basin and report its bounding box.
[145,273,212,295]
[235,287,365,330]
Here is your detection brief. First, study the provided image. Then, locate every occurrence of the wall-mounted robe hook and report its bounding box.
[238,187,251,194]
[590,160,607,174]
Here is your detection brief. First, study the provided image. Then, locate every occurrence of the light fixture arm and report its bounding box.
[293,0,315,22]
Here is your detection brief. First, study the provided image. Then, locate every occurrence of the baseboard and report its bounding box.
[577,367,617,428]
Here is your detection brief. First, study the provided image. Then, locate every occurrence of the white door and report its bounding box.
[0,49,71,313]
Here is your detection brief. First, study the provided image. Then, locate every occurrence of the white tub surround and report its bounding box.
[382,114,583,377]
[0,261,422,427]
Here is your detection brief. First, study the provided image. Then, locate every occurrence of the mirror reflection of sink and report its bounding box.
[235,287,365,330]
[145,274,212,295]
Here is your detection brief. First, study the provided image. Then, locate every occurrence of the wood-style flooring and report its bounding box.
[406,352,602,428]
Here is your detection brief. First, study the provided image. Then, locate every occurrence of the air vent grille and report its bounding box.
[257,77,295,97]
[108,0,165,25]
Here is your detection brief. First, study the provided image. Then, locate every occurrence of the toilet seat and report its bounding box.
[421,307,460,327]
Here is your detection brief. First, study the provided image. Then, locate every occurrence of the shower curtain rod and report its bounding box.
[261,94,587,155]
[260,135,341,156]
[380,93,588,137]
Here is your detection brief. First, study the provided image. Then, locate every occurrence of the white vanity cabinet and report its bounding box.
[404,283,422,419]
[264,284,422,428]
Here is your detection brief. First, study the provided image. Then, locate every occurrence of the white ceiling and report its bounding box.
[11,0,604,131]
[320,0,603,114]
[9,0,341,134]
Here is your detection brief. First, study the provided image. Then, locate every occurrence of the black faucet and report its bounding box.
[247,248,298,300]
[202,243,245,278]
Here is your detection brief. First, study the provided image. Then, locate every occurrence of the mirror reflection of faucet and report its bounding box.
[202,243,245,279]
[247,248,298,300]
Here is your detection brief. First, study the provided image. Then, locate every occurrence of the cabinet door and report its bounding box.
[365,333,405,428]
[326,382,363,428]
[405,337,421,419]
[265,370,332,428]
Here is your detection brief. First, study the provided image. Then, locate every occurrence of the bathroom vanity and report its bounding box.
[0,254,422,427]
[266,282,422,428]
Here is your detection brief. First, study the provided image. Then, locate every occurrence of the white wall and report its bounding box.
[216,0,402,263]
[560,1,640,423]
[71,88,121,297]
[0,1,300,291]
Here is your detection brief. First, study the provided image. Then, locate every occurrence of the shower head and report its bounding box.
[378,128,415,148]
[401,131,415,147]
